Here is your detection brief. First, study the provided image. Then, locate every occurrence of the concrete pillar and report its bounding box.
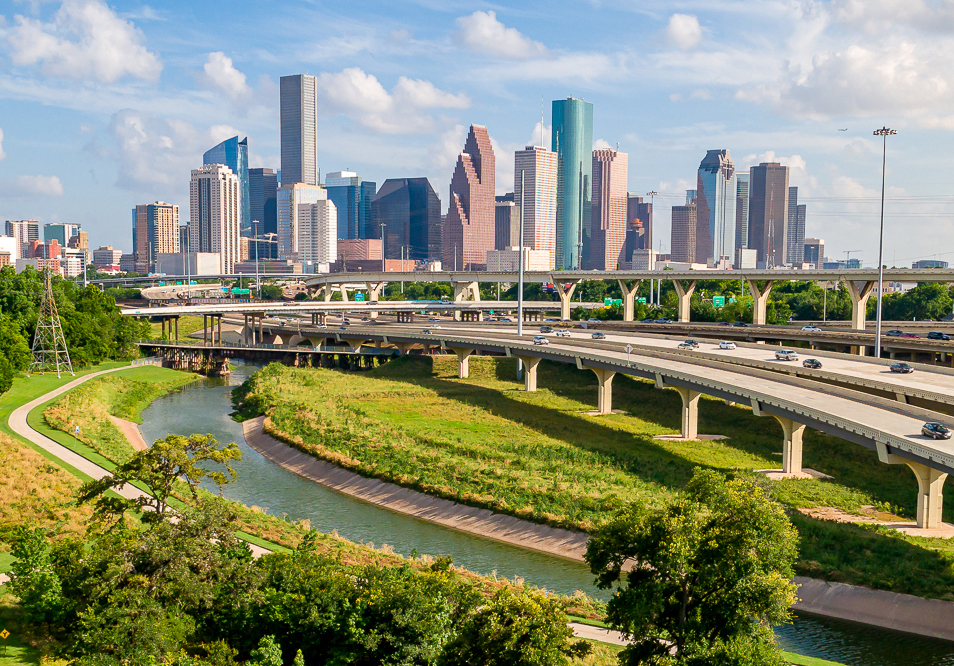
[516,356,542,391]
[217,316,222,344]
[258,316,263,345]
[746,280,775,326]
[243,314,248,345]
[174,317,179,342]
[203,316,208,345]
[451,347,474,379]
[394,341,415,355]
[552,278,580,321]
[846,280,875,331]
[366,282,385,320]
[452,281,479,321]
[617,279,642,322]
[675,387,701,440]
[322,286,333,303]
[338,285,350,301]
[589,367,616,414]
[906,461,948,529]
[672,280,697,323]
[772,415,806,475]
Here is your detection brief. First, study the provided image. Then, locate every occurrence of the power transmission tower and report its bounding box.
[29,269,73,377]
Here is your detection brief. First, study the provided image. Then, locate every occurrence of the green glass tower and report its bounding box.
[552,97,593,269]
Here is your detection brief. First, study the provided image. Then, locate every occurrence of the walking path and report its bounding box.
[108,415,149,451]
[243,416,591,561]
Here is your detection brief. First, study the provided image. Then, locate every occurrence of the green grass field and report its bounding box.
[148,314,208,339]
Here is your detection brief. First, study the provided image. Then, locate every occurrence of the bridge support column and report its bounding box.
[617,279,642,322]
[773,415,805,475]
[589,368,616,415]
[174,317,179,342]
[366,282,386,320]
[452,281,480,321]
[675,387,701,440]
[216,316,222,345]
[516,356,541,392]
[847,280,875,355]
[746,280,775,326]
[673,280,697,323]
[394,341,415,355]
[552,278,580,321]
[450,347,474,379]
[876,446,949,529]
[322,286,333,303]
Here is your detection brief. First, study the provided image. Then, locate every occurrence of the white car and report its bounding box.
[315,324,328,329]
[532,336,550,345]
[775,349,799,361]
[801,325,822,332]
[555,329,571,337]
[429,324,442,329]
[719,341,737,350]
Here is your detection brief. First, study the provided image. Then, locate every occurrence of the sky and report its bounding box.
[1,0,954,266]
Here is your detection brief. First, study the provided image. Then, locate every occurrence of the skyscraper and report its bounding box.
[325,171,376,240]
[297,199,337,269]
[748,162,789,267]
[204,136,250,237]
[735,172,749,255]
[189,165,240,274]
[132,202,179,273]
[248,168,278,236]
[552,97,593,269]
[804,238,824,266]
[43,223,80,246]
[370,178,442,261]
[5,220,39,257]
[280,74,318,186]
[514,145,558,268]
[786,186,806,265]
[277,183,326,260]
[671,191,698,263]
[494,193,519,250]
[626,195,652,252]
[695,149,736,267]
[589,148,628,270]
[442,124,495,270]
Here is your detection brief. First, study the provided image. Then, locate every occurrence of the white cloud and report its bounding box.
[665,14,702,50]
[527,121,551,148]
[0,175,64,197]
[690,89,711,100]
[454,11,547,59]
[6,0,162,82]
[0,128,5,160]
[594,138,614,150]
[203,52,251,101]
[318,68,470,134]
[429,123,467,173]
[740,150,816,190]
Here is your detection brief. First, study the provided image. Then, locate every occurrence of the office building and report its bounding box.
[625,194,652,254]
[277,183,326,260]
[514,145,558,268]
[552,97,593,269]
[370,178,442,261]
[280,74,318,186]
[494,193,519,250]
[325,171,376,239]
[748,162,789,267]
[204,136,250,237]
[61,248,85,278]
[695,149,736,267]
[189,165,240,274]
[68,231,88,251]
[735,173,749,254]
[247,233,279,261]
[249,167,278,237]
[485,248,552,271]
[671,191,698,263]
[43,223,80,246]
[132,202,179,273]
[913,259,949,269]
[5,220,39,257]
[156,253,221,276]
[803,238,824,266]
[631,248,658,271]
[297,199,337,270]
[179,225,190,253]
[0,235,20,263]
[823,258,863,269]
[786,186,807,265]
[338,238,382,262]
[736,248,758,269]
[442,124,495,270]
[589,148,628,270]
[92,246,122,268]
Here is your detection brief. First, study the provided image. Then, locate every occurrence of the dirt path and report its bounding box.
[242,416,591,561]
[108,415,149,451]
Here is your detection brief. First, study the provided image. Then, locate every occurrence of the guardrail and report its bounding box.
[130,356,162,367]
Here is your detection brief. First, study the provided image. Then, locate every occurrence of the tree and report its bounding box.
[77,433,241,524]
[585,469,798,665]
[249,635,283,666]
[439,588,591,666]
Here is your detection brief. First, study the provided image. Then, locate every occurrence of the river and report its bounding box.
[139,362,954,666]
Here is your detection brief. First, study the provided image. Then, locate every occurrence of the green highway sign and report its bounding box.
[604,298,623,307]
[355,293,365,301]
[713,296,726,307]
[636,297,647,304]
[232,288,250,296]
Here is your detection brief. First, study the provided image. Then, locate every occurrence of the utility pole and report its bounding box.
[380,223,386,273]
[873,126,897,358]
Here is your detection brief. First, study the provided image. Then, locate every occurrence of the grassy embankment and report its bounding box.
[148,314,208,339]
[233,356,954,601]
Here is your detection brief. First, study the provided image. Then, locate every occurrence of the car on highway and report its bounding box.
[429,324,442,329]
[429,317,441,322]
[361,316,370,322]
[315,324,328,329]
[338,326,348,331]
[677,342,696,350]
[556,329,571,337]
[640,317,656,323]
[890,362,914,373]
[540,326,553,333]
[655,318,673,324]
[545,318,560,322]
[733,322,749,327]
[592,332,606,340]
[775,349,799,361]
[922,422,952,440]
[421,328,432,334]
[683,339,699,348]
[928,331,952,341]
[588,318,601,323]
[801,325,822,332]
[899,332,920,339]
[532,336,549,345]
[803,358,823,369]
[717,321,732,327]
[440,299,451,305]
[718,341,737,350]
[885,329,904,337]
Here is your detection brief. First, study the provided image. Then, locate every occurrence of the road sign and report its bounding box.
[713,296,726,307]
[636,297,647,304]
[355,293,365,302]
[604,298,622,307]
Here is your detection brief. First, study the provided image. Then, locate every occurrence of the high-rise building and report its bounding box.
[92,246,122,268]
[552,97,593,269]
[189,165,240,274]
[442,124,495,270]
[325,171,376,240]
[280,74,318,186]
[297,199,337,270]
[248,168,278,237]
[204,136,250,237]
[696,149,736,267]
[494,193,519,250]
[625,194,652,254]
[179,225,190,253]
[671,191,698,263]
[132,202,179,273]
[43,223,80,246]
[748,162,789,267]
[370,178,441,261]
[913,259,949,269]
[277,183,326,260]
[589,149,628,270]
[786,186,806,265]
[803,238,824,266]
[514,145,558,267]
[735,172,749,254]
[5,220,39,258]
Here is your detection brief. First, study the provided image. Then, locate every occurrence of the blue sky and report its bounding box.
[1,0,953,266]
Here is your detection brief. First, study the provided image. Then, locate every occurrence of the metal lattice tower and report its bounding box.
[29,270,73,377]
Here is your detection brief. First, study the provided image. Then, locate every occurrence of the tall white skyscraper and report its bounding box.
[513,145,558,269]
[5,220,39,257]
[696,149,737,267]
[277,183,326,260]
[280,74,318,186]
[298,200,338,269]
[189,164,240,274]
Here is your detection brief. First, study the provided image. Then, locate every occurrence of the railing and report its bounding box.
[130,356,162,367]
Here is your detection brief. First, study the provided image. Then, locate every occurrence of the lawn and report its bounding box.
[234,356,954,599]
[148,314,208,339]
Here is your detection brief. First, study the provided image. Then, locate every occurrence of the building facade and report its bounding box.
[204,136,250,237]
[43,223,80,246]
[132,202,179,273]
[625,194,653,263]
[92,246,122,268]
[494,194,519,250]
[5,220,39,258]
[589,149,628,270]
[912,259,949,269]
[277,183,326,260]
[748,162,790,267]
[442,124,495,270]
[280,74,318,186]
[514,145,558,268]
[735,172,749,255]
[786,186,806,265]
[485,247,552,271]
[695,149,737,267]
[552,97,593,269]
[370,178,442,262]
[671,191,698,263]
[189,165,240,274]
[249,167,278,237]
[298,200,337,270]
[803,238,824,266]
[325,171,376,240]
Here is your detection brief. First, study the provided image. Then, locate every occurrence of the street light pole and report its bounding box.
[873,126,896,358]
[380,223,386,273]
[518,169,526,338]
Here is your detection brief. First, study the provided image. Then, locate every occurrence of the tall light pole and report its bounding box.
[517,169,525,379]
[873,127,896,358]
[646,191,658,304]
[380,223,386,273]
[253,220,260,300]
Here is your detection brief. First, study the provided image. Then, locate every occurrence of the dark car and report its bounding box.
[655,318,673,324]
[928,331,952,341]
[885,329,903,337]
[717,321,732,327]
[683,339,699,348]
[922,422,952,440]
[733,322,749,327]
[540,326,553,333]
[803,358,823,369]
[640,317,656,323]
[591,332,606,340]
[899,332,920,339]
[890,362,914,373]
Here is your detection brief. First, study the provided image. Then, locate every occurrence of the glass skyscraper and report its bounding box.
[249,167,278,236]
[695,149,736,267]
[204,136,250,237]
[370,178,442,261]
[735,172,749,255]
[552,97,593,270]
[325,171,376,239]
[280,74,318,186]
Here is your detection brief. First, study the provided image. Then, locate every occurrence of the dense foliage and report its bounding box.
[0,265,150,368]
